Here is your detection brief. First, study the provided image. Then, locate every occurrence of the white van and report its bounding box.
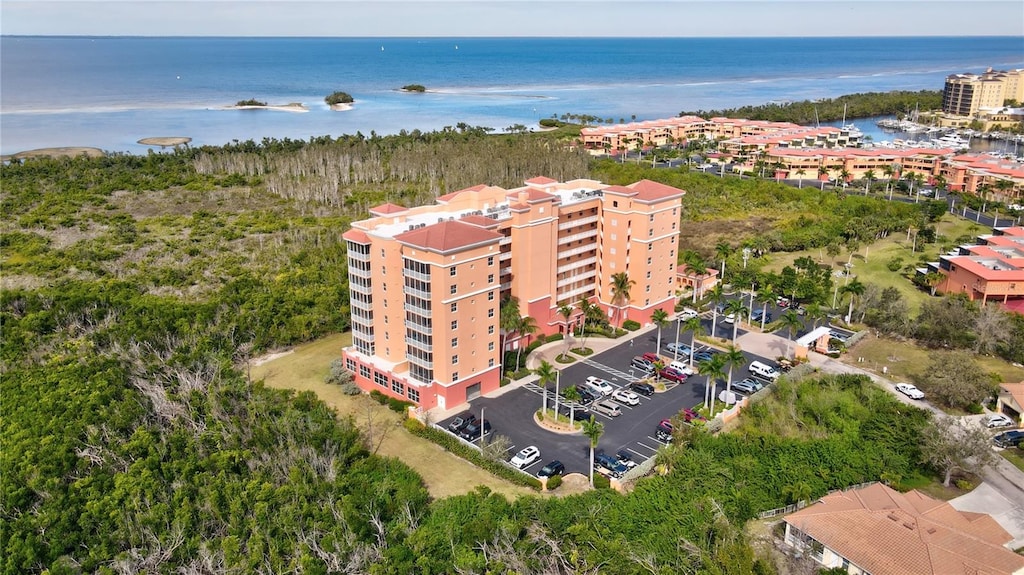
[593,400,622,417]
[748,360,780,381]
[669,360,696,375]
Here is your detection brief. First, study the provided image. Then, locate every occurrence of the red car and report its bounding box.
[658,367,687,383]
[642,352,663,364]
[681,408,707,423]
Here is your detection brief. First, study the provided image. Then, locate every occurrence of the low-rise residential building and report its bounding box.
[996,382,1024,425]
[783,482,1024,575]
[939,153,1024,201]
[926,226,1024,312]
[342,177,684,410]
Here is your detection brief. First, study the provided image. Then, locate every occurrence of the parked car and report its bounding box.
[668,360,696,375]
[642,352,663,365]
[986,414,1015,429]
[593,400,622,417]
[776,297,790,308]
[594,452,629,478]
[658,367,688,383]
[732,378,764,394]
[615,450,638,469]
[575,386,599,405]
[537,460,565,478]
[629,382,655,397]
[510,446,541,469]
[448,413,477,433]
[459,419,491,441]
[612,388,641,406]
[680,408,706,423]
[585,376,615,396]
[656,418,674,441]
[665,342,693,356]
[751,309,772,323]
[993,430,1024,448]
[630,356,655,373]
[678,308,699,320]
[829,330,849,344]
[895,383,925,400]
[749,360,780,381]
[693,350,715,363]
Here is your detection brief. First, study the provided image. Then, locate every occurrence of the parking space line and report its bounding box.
[626,448,650,461]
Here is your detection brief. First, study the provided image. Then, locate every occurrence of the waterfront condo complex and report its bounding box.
[942,68,1024,117]
[342,177,684,410]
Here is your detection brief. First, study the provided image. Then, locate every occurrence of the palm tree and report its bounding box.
[796,168,806,188]
[922,272,945,296]
[804,302,826,329]
[862,169,876,195]
[557,303,574,361]
[721,344,745,394]
[515,315,538,369]
[817,166,829,190]
[756,286,777,331]
[581,416,605,487]
[724,298,748,342]
[778,310,803,340]
[651,308,670,354]
[576,296,595,349]
[707,284,725,342]
[698,354,727,412]
[563,386,581,427]
[610,272,635,328]
[682,250,709,304]
[934,173,948,197]
[535,360,556,416]
[499,296,522,373]
[715,241,733,281]
[681,315,703,366]
[839,279,865,324]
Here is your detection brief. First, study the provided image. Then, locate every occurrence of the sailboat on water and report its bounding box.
[841,104,863,138]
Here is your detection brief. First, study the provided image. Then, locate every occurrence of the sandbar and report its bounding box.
[330,102,354,111]
[3,147,105,161]
[138,137,192,147]
[225,102,309,113]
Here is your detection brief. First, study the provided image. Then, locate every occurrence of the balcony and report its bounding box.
[402,268,431,282]
[406,353,434,370]
[347,249,371,262]
[404,302,432,317]
[557,228,599,246]
[557,270,596,289]
[404,319,432,333]
[559,244,598,259]
[351,322,374,337]
[557,257,597,275]
[405,337,433,352]
[350,297,373,311]
[404,285,432,300]
[348,265,372,279]
[559,284,595,301]
[558,215,598,230]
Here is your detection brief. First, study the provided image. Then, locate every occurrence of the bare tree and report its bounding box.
[920,417,997,487]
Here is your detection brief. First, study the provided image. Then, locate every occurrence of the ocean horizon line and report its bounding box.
[3,34,1022,40]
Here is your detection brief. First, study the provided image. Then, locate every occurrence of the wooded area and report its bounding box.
[0,128,1002,573]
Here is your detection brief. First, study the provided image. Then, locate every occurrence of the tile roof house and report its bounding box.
[996,382,1024,425]
[783,483,1024,575]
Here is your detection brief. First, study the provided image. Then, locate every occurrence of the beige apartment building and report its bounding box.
[942,68,1024,117]
[342,177,684,410]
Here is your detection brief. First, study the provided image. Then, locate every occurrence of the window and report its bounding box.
[392,380,404,395]
[450,284,457,295]
[345,358,356,372]
[488,325,495,334]
[373,371,388,387]
[359,365,370,379]
[488,308,495,318]
[488,291,495,301]
[489,358,495,367]
[451,337,458,348]
[488,256,494,266]
[488,342,494,351]
[613,201,619,208]
[611,218,617,226]
[407,388,420,403]
[452,355,459,365]
[452,372,459,381]
[451,302,457,312]
[487,274,494,283]
[649,214,655,222]
[450,266,457,277]
[611,233,617,241]
[646,271,651,279]
[646,285,651,292]
[451,320,458,330]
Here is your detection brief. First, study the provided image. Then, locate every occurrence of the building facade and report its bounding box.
[342,177,684,410]
[926,226,1024,313]
[942,68,1024,117]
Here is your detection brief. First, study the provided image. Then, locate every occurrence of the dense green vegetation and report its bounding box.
[0,125,1003,573]
[325,91,355,105]
[681,90,944,123]
[401,84,426,92]
[235,98,267,107]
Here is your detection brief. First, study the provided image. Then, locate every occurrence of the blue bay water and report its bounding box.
[1,36,1022,155]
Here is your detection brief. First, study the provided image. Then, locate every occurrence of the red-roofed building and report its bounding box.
[342,177,684,410]
[783,482,1024,575]
[926,226,1024,310]
[996,382,1024,427]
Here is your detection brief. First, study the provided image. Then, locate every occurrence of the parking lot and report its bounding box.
[438,316,786,479]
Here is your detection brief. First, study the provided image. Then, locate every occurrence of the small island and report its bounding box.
[401,84,427,93]
[226,99,309,113]
[325,91,355,111]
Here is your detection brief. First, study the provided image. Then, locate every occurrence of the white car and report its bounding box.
[612,388,640,406]
[895,383,925,400]
[678,308,699,321]
[723,313,736,324]
[510,446,541,469]
[986,414,1015,428]
[585,376,615,396]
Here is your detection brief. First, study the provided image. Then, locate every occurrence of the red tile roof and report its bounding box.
[1001,382,1024,410]
[342,229,370,243]
[458,214,499,228]
[525,176,557,185]
[369,202,407,216]
[627,179,686,202]
[506,187,557,204]
[437,184,488,203]
[394,220,502,253]
[785,483,1023,575]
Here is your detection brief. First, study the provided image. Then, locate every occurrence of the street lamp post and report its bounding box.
[480,406,486,443]
[673,313,682,361]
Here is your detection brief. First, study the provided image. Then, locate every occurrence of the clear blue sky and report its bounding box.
[3,1,1023,37]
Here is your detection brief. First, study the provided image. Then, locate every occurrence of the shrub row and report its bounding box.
[622,319,641,331]
[369,389,416,413]
[404,420,542,490]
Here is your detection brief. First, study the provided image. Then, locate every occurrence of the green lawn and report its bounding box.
[762,214,990,314]
[1001,449,1024,474]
